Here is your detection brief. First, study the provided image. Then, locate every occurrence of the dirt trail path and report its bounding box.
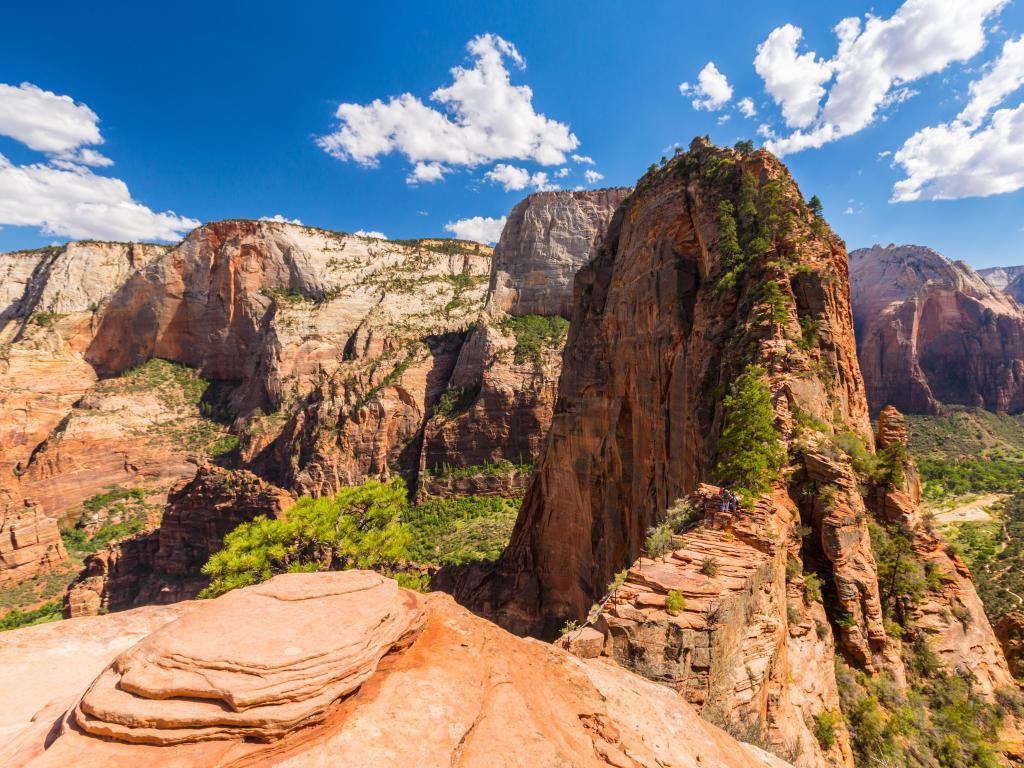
[932,493,1008,525]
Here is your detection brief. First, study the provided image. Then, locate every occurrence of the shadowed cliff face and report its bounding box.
[851,244,1024,415]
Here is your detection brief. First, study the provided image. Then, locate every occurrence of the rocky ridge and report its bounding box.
[5,570,792,768]
[0,223,492,588]
[850,244,1024,414]
[449,140,1016,766]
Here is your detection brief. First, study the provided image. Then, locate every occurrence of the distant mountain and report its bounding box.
[850,244,1024,414]
[979,264,1024,304]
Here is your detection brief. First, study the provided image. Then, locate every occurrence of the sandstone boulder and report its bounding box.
[9,571,793,768]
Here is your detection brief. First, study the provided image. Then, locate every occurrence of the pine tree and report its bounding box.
[714,365,785,496]
[808,195,823,217]
[201,478,411,597]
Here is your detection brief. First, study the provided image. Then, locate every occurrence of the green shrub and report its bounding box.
[497,314,570,367]
[201,479,411,597]
[804,572,824,603]
[813,709,840,749]
[607,569,628,594]
[665,590,686,615]
[394,572,431,593]
[645,523,675,558]
[700,556,719,576]
[0,601,62,632]
[560,619,579,635]
[433,385,479,419]
[664,497,702,532]
[869,522,926,624]
[714,365,785,497]
[797,314,820,350]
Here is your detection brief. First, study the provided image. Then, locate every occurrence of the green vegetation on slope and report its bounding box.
[428,458,534,480]
[832,517,1023,766]
[714,364,785,498]
[0,601,62,632]
[905,406,1024,502]
[107,358,239,457]
[60,487,158,558]
[950,491,1024,617]
[404,495,519,566]
[201,479,518,597]
[497,314,570,367]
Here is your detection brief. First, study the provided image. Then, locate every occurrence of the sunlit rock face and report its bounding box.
[5,571,794,768]
[851,244,1024,415]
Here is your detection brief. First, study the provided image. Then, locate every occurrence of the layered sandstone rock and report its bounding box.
[7,571,792,768]
[1,242,168,582]
[447,141,1015,765]
[1,224,491,586]
[866,407,1015,697]
[850,244,1024,414]
[454,142,872,637]
[559,487,854,768]
[66,466,293,616]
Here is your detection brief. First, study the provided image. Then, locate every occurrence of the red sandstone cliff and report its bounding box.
[850,244,1024,414]
[448,140,1016,766]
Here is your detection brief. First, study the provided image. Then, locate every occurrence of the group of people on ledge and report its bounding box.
[718,487,740,513]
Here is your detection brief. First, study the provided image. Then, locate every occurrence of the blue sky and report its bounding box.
[2,0,1022,267]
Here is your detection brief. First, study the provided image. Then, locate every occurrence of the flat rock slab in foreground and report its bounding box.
[7,571,792,767]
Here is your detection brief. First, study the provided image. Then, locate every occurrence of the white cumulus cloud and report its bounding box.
[317,34,578,178]
[260,214,303,225]
[354,229,388,239]
[584,169,604,184]
[406,161,447,184]
[737,98,758,118]
[571,154,595,164]
[0,82,103,154]
[484,163,557,191]
[555,167,570,178]
[754,24,833,129]
[444,215,507,244]
[0,156,199,241]
[757,0,1009,156]
[892,34,1024,201]
[680,62,734,111]
[0,81,198,242]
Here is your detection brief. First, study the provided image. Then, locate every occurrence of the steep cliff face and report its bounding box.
[1,242,170,582]
[0,224,492,588]
[419,189,629,493]
[850,244,1024,414]
[449,140,1016,766]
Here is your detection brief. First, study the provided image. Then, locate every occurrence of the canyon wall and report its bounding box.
[850,244,1024,414]
[420,189,629,491]
[450,140,1017,766]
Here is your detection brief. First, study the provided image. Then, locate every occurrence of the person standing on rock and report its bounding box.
[729,492,739,513]
[719,486,730,513]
